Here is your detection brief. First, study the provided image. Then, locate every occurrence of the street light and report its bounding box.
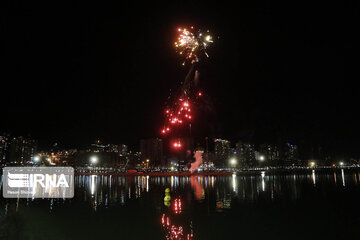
[229,158,237,168]
[90,156,98,165]
[339,161,344,166]
[33,156,40,162]
[259,156,265,161]
[310,161,316,168]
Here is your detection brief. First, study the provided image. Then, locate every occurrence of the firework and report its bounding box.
[160,96,194,136]
[175,27,213,66]
[160,26,214,154]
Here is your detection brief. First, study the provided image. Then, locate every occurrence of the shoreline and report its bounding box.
[74,171,234,177]
[74,167,360,177]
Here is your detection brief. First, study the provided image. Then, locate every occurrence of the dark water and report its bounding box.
[1,169,360,240]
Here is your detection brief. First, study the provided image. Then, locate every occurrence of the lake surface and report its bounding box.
[1,169,360,239]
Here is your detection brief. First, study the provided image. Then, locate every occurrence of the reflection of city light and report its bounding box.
[91,175,96,195]
[146,175,149,192]
[232,173,237,192]
[341,169,345,187]
[311,170,316,185]
[261,171,265,191]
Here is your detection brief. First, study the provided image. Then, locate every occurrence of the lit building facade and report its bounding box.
[283,142,299,166]
[259,144,280,166]
[7,136,38,164]
[214,138,231,167]
[236,141,256,167]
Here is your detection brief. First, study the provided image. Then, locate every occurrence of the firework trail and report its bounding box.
[160,26,214,140]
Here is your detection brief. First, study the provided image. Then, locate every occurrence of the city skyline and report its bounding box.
[1,132,356,168]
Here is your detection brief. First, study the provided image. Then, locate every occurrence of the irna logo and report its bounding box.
[3,167,74,198]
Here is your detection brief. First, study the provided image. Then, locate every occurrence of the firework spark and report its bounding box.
[175,27,213,66]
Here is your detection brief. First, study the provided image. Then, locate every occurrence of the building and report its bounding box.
[140,138,164,167]
[259,144,280,166]
[283,142,299,166]
[214,138,231,167]
[0,134,10,163]
[236,141,256,167]
[7,136,38,164]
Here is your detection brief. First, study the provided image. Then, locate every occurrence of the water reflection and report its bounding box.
[232,173,237,193]
[261,171,266,192]
[311,170,316,185]
[190,176,204,200]
[341,169,345,187]
[75,171,360,209]
[2,170,360,239]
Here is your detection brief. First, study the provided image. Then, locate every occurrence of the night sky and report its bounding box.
[1,2,358,156]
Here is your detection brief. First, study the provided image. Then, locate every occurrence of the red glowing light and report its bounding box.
[172,140,182,149]
[198,92,202,96]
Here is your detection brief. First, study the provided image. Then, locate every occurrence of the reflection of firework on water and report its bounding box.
[175,26,213,66]
[173,198,182,214]
[161,210,193,240]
